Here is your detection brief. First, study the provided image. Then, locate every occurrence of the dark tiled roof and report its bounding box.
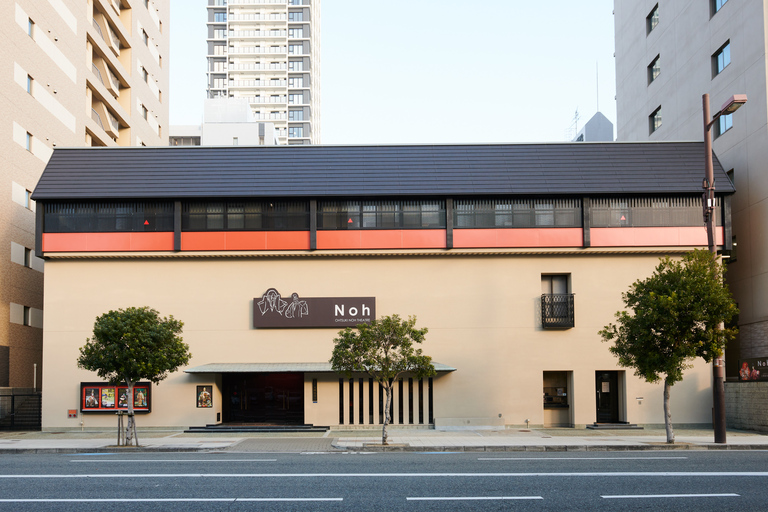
[31,142,733,200]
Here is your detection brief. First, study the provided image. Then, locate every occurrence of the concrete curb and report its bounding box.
[334,443,768,452]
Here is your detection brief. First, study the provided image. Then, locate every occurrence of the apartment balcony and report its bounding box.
[541,294,575,329]
[229,46,287,55]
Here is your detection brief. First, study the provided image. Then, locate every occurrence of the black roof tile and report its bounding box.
[31,142,733,200]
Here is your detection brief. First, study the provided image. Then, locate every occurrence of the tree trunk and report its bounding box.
[382,383,392,445]
[125,381,138,447]
[663,379,674,444]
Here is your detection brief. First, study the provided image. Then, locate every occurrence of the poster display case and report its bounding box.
[80,382,151,413]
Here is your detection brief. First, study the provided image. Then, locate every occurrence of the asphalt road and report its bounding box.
[0,450,766,511]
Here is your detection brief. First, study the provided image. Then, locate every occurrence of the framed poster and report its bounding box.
[80,382,152,413]
[83,388,100,409]
[101,388,115,408]
[197,386,213,408]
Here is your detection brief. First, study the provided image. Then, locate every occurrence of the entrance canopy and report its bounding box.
[184,362,457,374]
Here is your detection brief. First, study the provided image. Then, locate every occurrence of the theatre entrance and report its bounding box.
[222,373,304,424]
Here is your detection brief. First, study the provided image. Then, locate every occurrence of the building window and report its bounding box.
[288,60,304,71]
[43,201,175,233]
[214,12,227,22]
[182,201,310,231]
[649,106,662,134]
[23,306,32,326]
[142,29,149,46]
[318,200,446,230]
[454,199,582,228]
[646,4,659,34]
[541,275,574,329]
[712,0,728,15]
[26,75,33,94]
[288,94,303,104]
[232,137,238,146]
[24,189,32,210]
[288,110,303,121]
[288,28,303,38]
[141,105,148,120]
[288,127,303,138]
[647,55,660,84]
[716,113,733,137]
[288,44,303,55]
[142,67,148,82]
[25,132,33,152]
[590,196,720,227]
[713,41,730,77]
[288,12,303,21]
[28,18,34,37]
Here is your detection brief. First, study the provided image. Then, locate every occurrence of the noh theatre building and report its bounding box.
[32,143,733,430]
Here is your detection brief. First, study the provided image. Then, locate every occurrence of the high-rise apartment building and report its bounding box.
[206,0,320,145]
[614,0,766,378]
[0,0,169,389]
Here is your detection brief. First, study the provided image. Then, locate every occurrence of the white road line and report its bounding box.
[478,457,688,461]
[0,472,766,478]
[0,498,343,503]
[602,493,740,499]
[407,496,543,501]
[70,459,277,463]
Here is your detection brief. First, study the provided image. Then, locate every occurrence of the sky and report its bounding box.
[169,0,617,144]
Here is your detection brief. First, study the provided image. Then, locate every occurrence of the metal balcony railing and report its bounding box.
[541,294,575,329]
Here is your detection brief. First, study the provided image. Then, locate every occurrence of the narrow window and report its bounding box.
[408,378,414,424]
[338,378,344,424]
[25,132,32,152]
[23,306,31,326]
[142,67,148,82]
[358,378,364,425]
[712,0,728,15]
[142,29,149,46]
[26,75,33,94]
[647,55,660,84]
[649,106,662,134]
[368,378,374,424]
[646,4,659,34]
[232,137,238,146]
[348,378,354,425]
[713,41,730,77]
[141,105,148,120]
[716,113,733,137]
[28,18,34,38]
[398,378,404,425]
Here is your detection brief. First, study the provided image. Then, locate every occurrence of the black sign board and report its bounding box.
[253,288,375,328]
[738,358,768,381]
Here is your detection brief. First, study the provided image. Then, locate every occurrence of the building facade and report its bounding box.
[169,98,280,146]
[33,143,731,430]
[614,0,767,378]
[206,0,320,145]
[0,0,169,391]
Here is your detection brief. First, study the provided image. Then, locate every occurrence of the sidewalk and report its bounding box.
[1,427,767,454]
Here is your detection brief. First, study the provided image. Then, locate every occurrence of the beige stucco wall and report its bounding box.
[41,251,715,430]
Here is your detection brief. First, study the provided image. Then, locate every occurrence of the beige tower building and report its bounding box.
[614,0,767,378]
[0,0,169,392]
[206,0,320,145]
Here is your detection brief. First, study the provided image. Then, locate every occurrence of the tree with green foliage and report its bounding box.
[78,307,190,446]
[330,314,436,445]
[599,250,738,443]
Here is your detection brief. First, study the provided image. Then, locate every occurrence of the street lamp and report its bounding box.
[702,93,746,445]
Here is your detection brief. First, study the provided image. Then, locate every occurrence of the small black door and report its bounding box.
[595,371,620,423]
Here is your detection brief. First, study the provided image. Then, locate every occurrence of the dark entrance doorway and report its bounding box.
[222,373,304,424]
[595,371,620,423]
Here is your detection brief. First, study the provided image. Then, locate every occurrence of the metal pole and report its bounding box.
[703,93,727,444]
